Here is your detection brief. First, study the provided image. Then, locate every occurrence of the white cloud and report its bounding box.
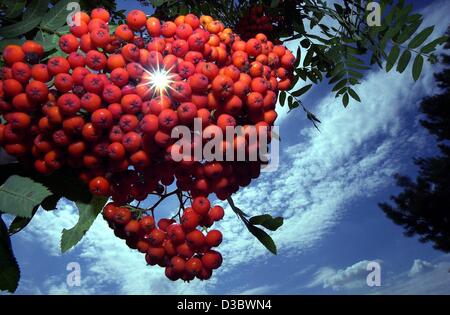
[307,260,381,291]
[307,257,450,294]
[12,0,450,295]
[379,260,450,295]
[408,259,436,277]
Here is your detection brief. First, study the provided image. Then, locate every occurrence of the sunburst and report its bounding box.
[137,59,177,100]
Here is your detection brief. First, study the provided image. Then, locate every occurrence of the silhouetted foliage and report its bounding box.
[379,28,450,252]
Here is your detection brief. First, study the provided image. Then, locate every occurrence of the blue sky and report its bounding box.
[5,0,450,294]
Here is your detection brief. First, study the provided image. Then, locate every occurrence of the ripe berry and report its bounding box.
[202,250,222,270]
[209,205,225,221]
[59,34,80,53]
[192,196,210,216]
[3,45,25,65]
[140,216,155,233]
[186,230,206,249]
[185,257,202,276]
[149,228,166,247]
[25,80,48,102]
[171,256,186,274]
[89,176,110,196]
[206,230,222,247]
[181,211,201,232]
[167,223,185,244]
[124,219,141,235]
[176,242,194,259]
[114,207,132,225]
[91,109,113,129]
[127,10,147,30]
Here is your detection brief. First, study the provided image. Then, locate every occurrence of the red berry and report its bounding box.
[209,205,225,221]
[114,207,132,225]
[205,229,222,247]
[186,230,206,249]
[192,196,210,216]
[202,250,222,270]
[185,257,202,276]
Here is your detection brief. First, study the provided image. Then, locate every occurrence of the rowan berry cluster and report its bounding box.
[0,8,294,281]
[103,196,224,281]
[236,5,281,41]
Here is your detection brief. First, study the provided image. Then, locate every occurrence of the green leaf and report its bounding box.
[303,49,314,67]
[293,46,301,68]
[332,78,347,92]
[23,0,49,20]
[35,31,58,52]
[291,84,312,97]
[420,36,448,54]
[0,17,43,38]
[57,25,71,34]
[0,215,20,293]
[0,176,52,218]
[395,18,423,44]
[287,95,294,108]
[278,91,286,107]
[342,93,349,107]
[396,50,412,73]
[4,0,26,18]
[60,196,108,253]
[348,88,361,102]
[300,38,310,48]
[412,54,423,81]
[8,210,37,235]
[246,224,277,255]
[408,26,434,49]
[386,45,400,72]
[329,70,346,84]
[249,214,283,231]
[40,0,73,31]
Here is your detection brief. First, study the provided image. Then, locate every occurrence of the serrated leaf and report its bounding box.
[291,84,312,97]
[278,91,286,107]
[0,175,52,218]
[8,208,38,235]
[249,214,283,231]
[396,50,412,73]
[386,45,400,72]
[420,36,448,54]
[412,54,423,81]
[60,196,108,253]
[40,0,73,31]
[342,93,349,107]
[0,16,43,38]
[23,0,49,20]
[246,224,277,254]
[408,26,434,49]
[0,215,20,293]
[57,25,70,34]
[35,31,58,52]
[4,0,26,18]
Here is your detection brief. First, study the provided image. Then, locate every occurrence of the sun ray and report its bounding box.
[137,57,177,101]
